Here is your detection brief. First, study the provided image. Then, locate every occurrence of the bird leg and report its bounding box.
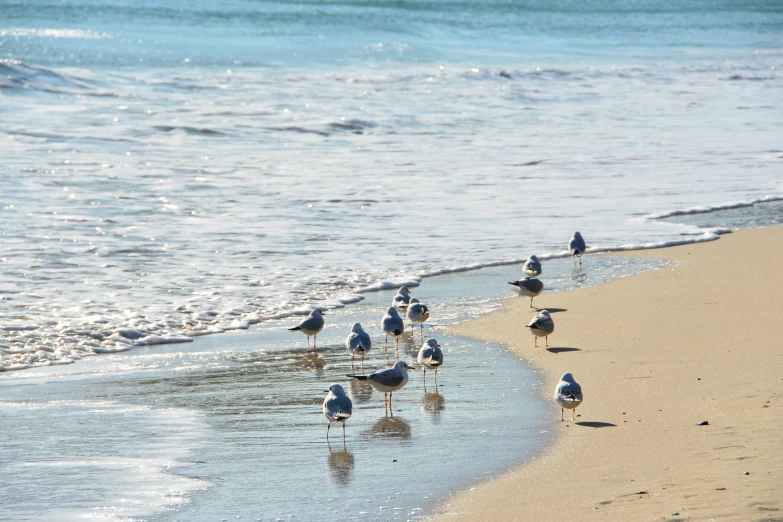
[561,408,564,421]
[423,369,426,386]
[342,423,346,445]
[411,324,414,334]
[573,408,577,421]
[530,297,534,308]
[327,422,331,439]
[307,336,311,349]
[384,393,388,416]
[545,335,549,347]
[360,356,364,373]
[313,334,317,351]
[534,337,538,348]
[351,355,354,370]
[385,334,388,347]
[420,324,424,338]
[389,392,393,416]
[435,368,438,386]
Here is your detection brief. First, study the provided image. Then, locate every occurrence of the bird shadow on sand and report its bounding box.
[546,347,581,353]
[576,421,617,428]
[536,307,567,313]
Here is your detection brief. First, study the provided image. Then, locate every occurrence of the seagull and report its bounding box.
[347,360,415,416]
[526,309,554,347]
[382,307,405,351]
[523,255,542,277]
[346,323,372,371]
[554,372,583,421]
[508,277,544,308]
[417,338,444,386]
[392,286,412,312]
[323,383,353,444]
[288,309,325,350]
[406,298,430,336]
[569,232,586,265]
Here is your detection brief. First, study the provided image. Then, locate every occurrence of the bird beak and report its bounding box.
[323,390,330,393]
[408,366,416,370]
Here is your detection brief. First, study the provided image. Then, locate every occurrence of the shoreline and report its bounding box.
[436,226,782,521]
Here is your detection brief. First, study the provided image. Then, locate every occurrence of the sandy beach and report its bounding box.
[437,226,783,521]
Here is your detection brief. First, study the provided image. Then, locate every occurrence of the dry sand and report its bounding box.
[436,226,783,521]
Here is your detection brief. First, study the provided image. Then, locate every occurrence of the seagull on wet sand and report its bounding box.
[346,323,372,371]
[509,277,544,308]
[526,309,554,347]
[347,360,415,416]
[288,309,325,350]
[417,338,444,386]
[569,231,586,265]
[406,298,430,336]
[523,255,542,277]
[392,286,412,312]
[554,372,583,421]
[382,307,405,351]
[323,383,353,444]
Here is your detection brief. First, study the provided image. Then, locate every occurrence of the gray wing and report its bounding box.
[419,345,443,366]
[529,315,553,331]
[298,314,324,331]
[382,315,404,333]
[369,370,404,387]
[519,278,544,293]
[326,395,353,417]
[569,236,586,254]
[348,331,371,352]
[556,381,582,401]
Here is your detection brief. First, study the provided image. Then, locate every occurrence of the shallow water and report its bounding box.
[0,255,669,521]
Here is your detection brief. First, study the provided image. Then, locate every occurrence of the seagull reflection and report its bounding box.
[347,377,373,403]
[419,390,446,424]
[294,352,326,375]
[326,447,355,487]
[571,265,587,285]
[367,416,411,439]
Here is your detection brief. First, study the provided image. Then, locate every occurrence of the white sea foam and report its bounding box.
[1,28,113,40]
[646,195,783,220]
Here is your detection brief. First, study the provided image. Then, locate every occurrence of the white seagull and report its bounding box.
[526,309,554,347]
[392,286,412,312]
[381,307,405,350]
[406,297,430,336]
[346,323,372,371]
[523,255,542,277]
[417,338,444,386]
[554,372,583,421]
[508,277,544,308]
[569,232,586,265]
[323,383,353,443]
[288,309,325,350]
[348,360,415,416]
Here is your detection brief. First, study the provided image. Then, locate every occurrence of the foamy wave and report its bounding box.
[1,28,113,40]
[646,195,783,220]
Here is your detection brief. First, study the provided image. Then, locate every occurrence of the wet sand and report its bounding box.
[436,226,783,520]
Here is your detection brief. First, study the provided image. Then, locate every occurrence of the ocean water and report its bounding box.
[1,0,782,520]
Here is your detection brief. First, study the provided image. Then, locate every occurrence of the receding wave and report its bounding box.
[0,60,95,95]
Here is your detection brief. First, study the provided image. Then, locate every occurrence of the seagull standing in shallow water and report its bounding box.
[392,286,412,312]
[347,360,414,416]
[288,309,325,350]
[523,255,542,277]
[346,323,372,371]
[508,277,544,308]
[406,297,430,337]
[526,309,554,347]
[569,231,586,265]
[381,307,405,351]
[323,383,353,444]
[554,372,583,421]
[417,338,444,386]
